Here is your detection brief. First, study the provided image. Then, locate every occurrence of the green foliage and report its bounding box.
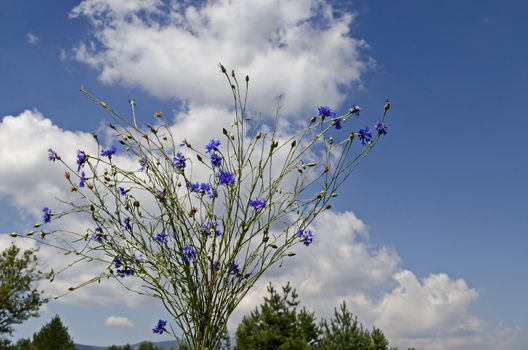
[317,301,396,350]
[32,315,75,350]
[0,244,49,336]
[234,283,319,350]
[138,342,164,350]
[107,345,132,350]
[12,338,35,350]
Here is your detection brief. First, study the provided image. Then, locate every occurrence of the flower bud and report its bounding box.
[64,171,70,180]
[329,138,333,145]
[384,99,391,112]
[256,132,262,140]
[245,75,249,83]
[291,140,296,148]
[219,63,227,74]
[310,116,317,123]
[155,111,162,118]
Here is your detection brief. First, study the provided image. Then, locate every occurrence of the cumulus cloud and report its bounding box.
[105,316,135,327]
[70,0,370,116]
[26,33,39,45]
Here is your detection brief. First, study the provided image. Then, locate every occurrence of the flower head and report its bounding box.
[118,187,127,196]
[123,217,132,231]
[92,227,105,242]
[153,232,169,244]
[375,121,388,135]
[228,261,241,276]
[332,116,342,130]
[76,150,87,172]
[318,106,336,119]
[205,139,221,153]
[173,152,186,170]
[297,229,314,246]
[249,198,266,210]
[218,170,236,187]
[152,320,167,334]
[79,172,87,188]
[48,149,58,162]
[100,145,117,158]
[182,245,197,264]
[202,221,222,237]
[210,152,222,168]
[42,207,52,223]
[138,158,147,172]
[157,190,166,203]
[349,105,361,116]
[357,127,373,146]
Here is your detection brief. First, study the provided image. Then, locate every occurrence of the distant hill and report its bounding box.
[76,340,179,350]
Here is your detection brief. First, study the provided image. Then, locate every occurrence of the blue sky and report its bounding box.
[0,1,527,349]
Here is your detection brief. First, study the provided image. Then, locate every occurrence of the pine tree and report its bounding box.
[31,315,75,350]
[234,282,319,350]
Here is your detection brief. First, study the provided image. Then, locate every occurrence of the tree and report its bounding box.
[317,302,398,350]
[138,342,163,350]
[12,338,35,350]
[31,315,75,350]
[0,244,49,337]
[234,283,319,350]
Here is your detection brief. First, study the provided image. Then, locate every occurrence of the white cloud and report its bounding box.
[105,316,135,327]
[26,33,39,45]
[70,0,370,116]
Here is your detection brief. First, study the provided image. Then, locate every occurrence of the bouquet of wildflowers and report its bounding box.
[17,64,390,349]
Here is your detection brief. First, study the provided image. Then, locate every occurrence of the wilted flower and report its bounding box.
[358,127,373,146]
[138,158,147,172]
[297,229,314,246]
[228,261,241,276]
[349,105,361,116]
[92,227,105,242]
[48,149,58,162]
[123,217,132,231]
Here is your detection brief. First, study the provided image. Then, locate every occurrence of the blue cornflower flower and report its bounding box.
[48,149,58,162]
[218,170,236,187]
[318,106,336,119]
[92,227,105,242]
[182,245,197,264]
[375,121,388,135]
[79,171,87,188]
[297,229,314,246]
[152,320,168,334]
[116,267,135,277]
[228,261,241,276]
[358,127,373,146]
[187,182,200,193]
[173,152,186,170]
[101,145,117,158]
[210,152,222,168]
[118,187,127,196]
[113,258,123,269]
[202,221,222,237]
[349,105,361,116]
[249,198,266,210]
[332,116,342,130]
[157,190,166,203]
[139,158,147,172]
[76,150,87,172]
[42,207,52,223]
[153,232,169,244]
[123,217,132,231]
[211,261,220,270]
[205,139,221,153]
